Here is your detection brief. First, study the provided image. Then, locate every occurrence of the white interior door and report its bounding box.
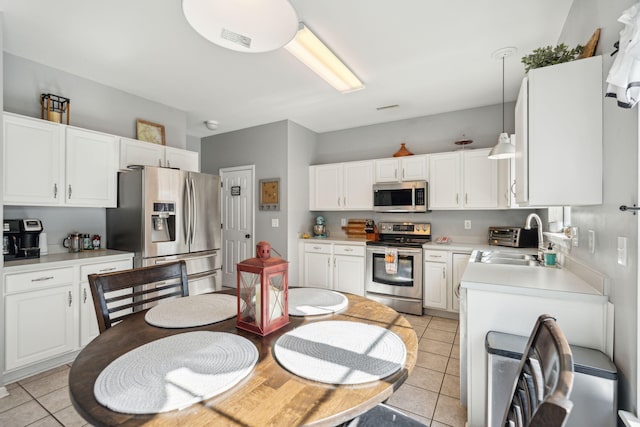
[220,166,254,288]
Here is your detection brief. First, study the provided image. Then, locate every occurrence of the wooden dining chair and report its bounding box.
[501,314,574,427]
[88,260,189,333]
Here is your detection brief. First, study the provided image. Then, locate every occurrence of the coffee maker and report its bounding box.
[3,219,43,261]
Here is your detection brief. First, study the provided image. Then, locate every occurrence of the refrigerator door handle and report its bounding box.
[185,177,192,244]
[190,178,197,246]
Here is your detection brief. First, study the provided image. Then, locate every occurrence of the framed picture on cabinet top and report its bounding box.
[259,178,280,211]
[136,119,166,145]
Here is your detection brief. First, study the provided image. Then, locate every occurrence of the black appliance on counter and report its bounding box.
[3,219,43,261]
[365,222,431,315]
[488,226,538,248]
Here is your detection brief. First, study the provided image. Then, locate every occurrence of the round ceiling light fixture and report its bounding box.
[182,0,299,53]
[205,120,219,131]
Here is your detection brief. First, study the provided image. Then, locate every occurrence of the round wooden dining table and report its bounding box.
[68,290,418,427]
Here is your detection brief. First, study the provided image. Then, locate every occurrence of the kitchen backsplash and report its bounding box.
[318,209,546,243]
[4,206,107,254]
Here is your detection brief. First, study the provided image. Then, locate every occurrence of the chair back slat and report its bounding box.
[88,261,189,333]
[502,314,574,427]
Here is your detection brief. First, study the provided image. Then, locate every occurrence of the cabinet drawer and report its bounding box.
[5,267,74,294]
[304,243,332,254]
[423,250,448,262]
[333,245,365,257]
[80,259,132,280]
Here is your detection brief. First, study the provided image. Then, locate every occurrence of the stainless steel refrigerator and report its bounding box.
[106,166,221,295]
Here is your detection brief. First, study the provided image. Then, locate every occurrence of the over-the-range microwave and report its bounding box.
[373,181,428,213]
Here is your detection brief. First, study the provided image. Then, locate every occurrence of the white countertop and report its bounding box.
[4,250,134,272]
[461,260,605,298]
[300,237,367,245]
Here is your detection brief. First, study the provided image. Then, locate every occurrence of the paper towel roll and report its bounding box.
[39,232,48,255]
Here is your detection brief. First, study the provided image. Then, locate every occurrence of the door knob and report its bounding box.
[245,234,251,238]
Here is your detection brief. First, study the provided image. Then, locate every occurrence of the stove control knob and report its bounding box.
[416,225,422,231]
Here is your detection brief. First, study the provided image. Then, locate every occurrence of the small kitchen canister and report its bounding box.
[92,235,101,250]
[544,247,557,267]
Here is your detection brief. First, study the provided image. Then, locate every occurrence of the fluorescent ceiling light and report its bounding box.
[285,23,364,93]
[182,0,298,53]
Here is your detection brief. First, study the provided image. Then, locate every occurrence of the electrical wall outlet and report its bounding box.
[618,237,627,266]
[588,230,595,254]
[341,218,347,226]
[464,220,471,230]
[571,227,579,247]
[271,218,279,228]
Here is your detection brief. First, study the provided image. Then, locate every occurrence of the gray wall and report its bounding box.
[4,53,188,147]
[315,102,515,163]
[286,121,317,281]
[201,120,289,259]
[558,0,639,413]
[2,54,192,252]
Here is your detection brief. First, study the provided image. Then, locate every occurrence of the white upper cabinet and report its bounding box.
[119,137,200,172]
[65,127,117,207]
[429,152,460,209]
[3,113,117,207]
[462,149,498,208]
[515,56,602,206]
[309,160,373,210]
[164,146,200,172]
[374,155,428,183]
[119,136,164,168]
[3,113,65,205]
[429,148,498,210]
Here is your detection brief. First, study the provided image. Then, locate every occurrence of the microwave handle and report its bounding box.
[412,186,415,209]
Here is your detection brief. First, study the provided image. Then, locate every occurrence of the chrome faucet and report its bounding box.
[525,213,545,261]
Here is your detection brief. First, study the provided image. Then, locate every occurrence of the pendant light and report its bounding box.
[488,47,517,159]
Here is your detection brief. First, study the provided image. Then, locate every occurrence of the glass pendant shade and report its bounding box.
[488,132,515,159]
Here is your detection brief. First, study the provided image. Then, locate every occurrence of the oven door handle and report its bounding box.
[367,247,422,255]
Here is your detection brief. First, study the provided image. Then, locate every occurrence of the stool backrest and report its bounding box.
[88,261,189,333]
[502,314,574,427]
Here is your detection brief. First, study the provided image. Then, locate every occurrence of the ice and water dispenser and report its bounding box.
[151,202,176,243]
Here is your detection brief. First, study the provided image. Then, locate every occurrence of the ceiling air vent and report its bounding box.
[376,104,399,111]
[220,28,251,49]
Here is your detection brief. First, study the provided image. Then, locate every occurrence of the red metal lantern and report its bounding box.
[237,241,289,336]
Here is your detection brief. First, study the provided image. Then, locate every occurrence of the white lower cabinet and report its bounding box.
[5,268,76,371]
[451,253,470,312]
[78,259,133,346]
[423,249,470,313]
[3,253,133,377]
[300,241,365,296]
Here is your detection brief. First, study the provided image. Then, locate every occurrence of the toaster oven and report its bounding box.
[488,226,538,248]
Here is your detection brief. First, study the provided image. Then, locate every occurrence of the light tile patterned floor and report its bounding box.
[0,313,464,427]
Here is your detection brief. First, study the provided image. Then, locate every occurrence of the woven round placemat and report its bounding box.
[288,287,348,316]
[145,294,238,328]
[94,331,258,414]
[274,320,406,384]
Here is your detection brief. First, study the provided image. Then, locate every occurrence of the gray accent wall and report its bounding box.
[315,102,515,163]
[4,53,188,147]
[558,0,639,413]
[201,120,289,260]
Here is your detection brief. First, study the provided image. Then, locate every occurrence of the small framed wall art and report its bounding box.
[259,178,280,211]
[136,119,166,145]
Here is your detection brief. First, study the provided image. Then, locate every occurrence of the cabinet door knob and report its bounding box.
[83,288,87,303]
[53,183,58,198]
[68,185,72,199]
[68,291,73,307]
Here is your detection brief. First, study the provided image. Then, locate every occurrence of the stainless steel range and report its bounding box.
[365,222,431,315]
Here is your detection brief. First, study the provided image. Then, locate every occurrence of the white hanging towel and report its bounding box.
[606,2,640,108]
[385,247,398,274]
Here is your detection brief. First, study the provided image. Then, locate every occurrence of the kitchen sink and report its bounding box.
[472,250,541,267]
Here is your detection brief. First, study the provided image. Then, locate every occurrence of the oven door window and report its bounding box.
[371,253,414,286]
